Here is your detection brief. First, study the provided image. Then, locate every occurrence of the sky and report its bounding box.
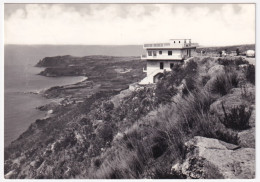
[4,3,255,46]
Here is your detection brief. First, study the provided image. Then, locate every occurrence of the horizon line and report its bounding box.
[4,43,256,47]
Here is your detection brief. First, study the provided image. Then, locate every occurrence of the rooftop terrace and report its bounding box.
[143,39,197,49]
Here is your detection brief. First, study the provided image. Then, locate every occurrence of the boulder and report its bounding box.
[171,136,255,179]
[238,127,255,148]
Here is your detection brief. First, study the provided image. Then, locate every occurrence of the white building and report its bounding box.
[246,50,255,58]
[139,39,197,84]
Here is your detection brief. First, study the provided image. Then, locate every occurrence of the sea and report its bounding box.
[4,44,143,147]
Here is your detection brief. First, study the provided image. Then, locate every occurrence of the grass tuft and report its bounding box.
[219,103,251,131]
[210,72,239,96]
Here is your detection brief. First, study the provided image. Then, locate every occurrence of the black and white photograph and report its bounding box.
[2,1,258,180]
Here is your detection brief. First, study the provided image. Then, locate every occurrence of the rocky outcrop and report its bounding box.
[35,55,73,67]
[238,128,255,148]
[171,136,255,179]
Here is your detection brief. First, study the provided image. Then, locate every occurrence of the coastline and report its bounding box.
[5,55,146,148]
[4,76,88,147]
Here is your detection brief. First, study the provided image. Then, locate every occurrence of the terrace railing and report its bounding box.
[143,43,194,49]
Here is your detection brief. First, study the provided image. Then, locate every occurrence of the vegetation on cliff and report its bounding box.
[196,44,255,55]
[5,56,255,179]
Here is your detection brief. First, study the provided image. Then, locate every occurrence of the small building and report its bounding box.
[139,39,197,84]
[246,50,255,58]
[230,51,237,56]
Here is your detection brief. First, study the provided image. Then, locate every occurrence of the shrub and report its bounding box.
[155,61,199,102]
[155,79,178,104]
[219,103,251,130]
[200,57,213,65]
[161,89,238,144]
[228,72,239,87]
[152,168,185,179]
[201,75,211,86]
[182,60,199,95]
[217,57,249,66]
[240,85,255,104]
[151,131,169,159]
[184,60,198,75]
[246,64,255,85]
[211,75,229,95]
[191,112,239,144]
[235,57,249,65]
[102,101,114,112]
[182,76,197,95]
[93,158,102,168]
[210,72,239,96]
[167,64,186,86]
[96,123,114,143]
[114,87,156,124]
[181,90,216,117]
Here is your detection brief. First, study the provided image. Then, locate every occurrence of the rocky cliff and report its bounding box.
[171,136,255,179]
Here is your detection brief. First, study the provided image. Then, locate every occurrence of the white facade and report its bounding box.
[246,50,255,57]
[139,39,196,85]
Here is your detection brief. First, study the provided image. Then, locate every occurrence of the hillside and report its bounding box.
[36,55,146,101]
[4,56,255,179]
[197,44,255,54]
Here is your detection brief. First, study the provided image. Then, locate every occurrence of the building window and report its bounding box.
[174,41,175,43]
[168,51,172,56]
[160,62,164,70]
[187,49,189,55]
[159,50,162,55]
[153,51,157,56]
[179,41,180,43]
[148,51,152,56]
[170,63,174,69]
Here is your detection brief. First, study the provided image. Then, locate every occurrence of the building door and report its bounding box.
[160,62,164,69]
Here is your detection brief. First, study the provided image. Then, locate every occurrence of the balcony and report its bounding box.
[144,43,170,48]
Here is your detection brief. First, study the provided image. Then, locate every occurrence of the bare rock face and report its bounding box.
[171,136,255,179]
[238,127,255,148]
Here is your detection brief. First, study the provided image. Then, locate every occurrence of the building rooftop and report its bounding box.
[143,39,197,49]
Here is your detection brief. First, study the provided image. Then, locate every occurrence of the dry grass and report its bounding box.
[210,71,239,96]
